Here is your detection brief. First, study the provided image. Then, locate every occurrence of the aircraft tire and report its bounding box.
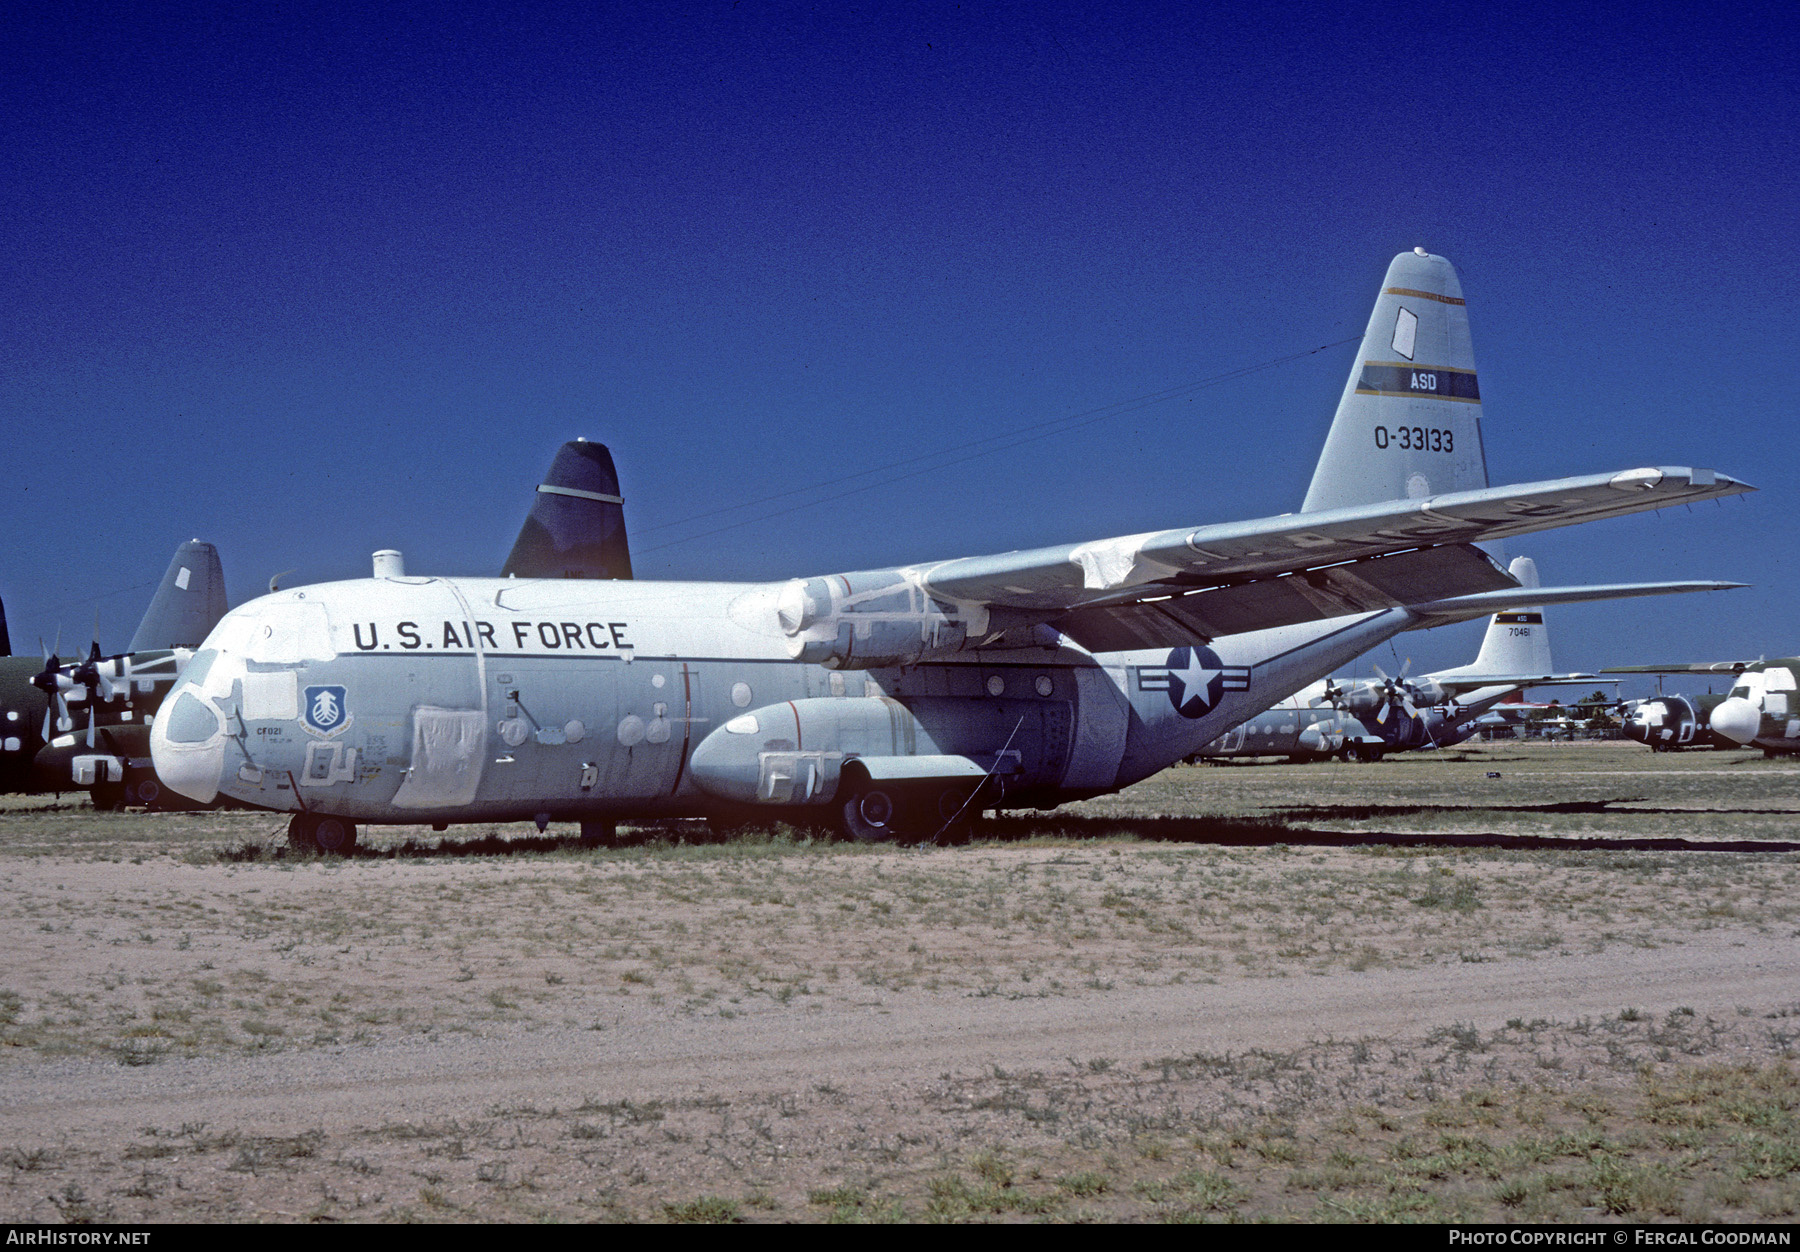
[287,814,318,851]
[841,786,899,843]
[930,785,981,844]
[90,782,127,812]
[289,813,358,855]
[314,817,357,855]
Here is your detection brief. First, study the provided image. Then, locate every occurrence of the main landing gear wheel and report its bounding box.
[579,820,618,848]
[289,813,358,855]
[842,786,899,843]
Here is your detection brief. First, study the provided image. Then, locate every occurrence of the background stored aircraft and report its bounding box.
[1605,659,1800,755]
[1195,557,1612,762]
[0,541,225,807]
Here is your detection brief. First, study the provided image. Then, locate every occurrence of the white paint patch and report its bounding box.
[240,671,298,722]
[986,675,1006,696]
[652,674,666,689]
[1406,473,1431,500]
[732,682,753,708]
[617,715,646,747]
[391,708,486,808]
[564,720,585,744]
[175,566,191,590]
[1391,307,1418,360]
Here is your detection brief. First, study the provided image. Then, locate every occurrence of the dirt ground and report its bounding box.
[2,740,1798,1223]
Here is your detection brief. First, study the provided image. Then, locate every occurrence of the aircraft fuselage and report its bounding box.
[151,575,1420,827]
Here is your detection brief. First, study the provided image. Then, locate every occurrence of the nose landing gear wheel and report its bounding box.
[289,813,359,855]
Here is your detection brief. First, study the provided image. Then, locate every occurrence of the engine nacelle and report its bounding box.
[776,569,990,669]
[688,695,1052,805]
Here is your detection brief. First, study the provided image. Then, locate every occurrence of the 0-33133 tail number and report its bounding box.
[1374,425,1454,452]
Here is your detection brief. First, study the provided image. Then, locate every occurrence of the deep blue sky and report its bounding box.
[3,3,1794,695]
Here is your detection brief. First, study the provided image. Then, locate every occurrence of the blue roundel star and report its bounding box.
[1166,646,1228,718]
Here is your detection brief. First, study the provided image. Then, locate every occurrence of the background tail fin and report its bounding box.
[1464,556,1552,676]
[501,439,634,580]
[0,595,10,657]
[128,540,227,651]
[1301,249,1490,513]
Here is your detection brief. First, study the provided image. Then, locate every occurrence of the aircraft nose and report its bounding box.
[149,679,228,804]
[1711,696,1762,746]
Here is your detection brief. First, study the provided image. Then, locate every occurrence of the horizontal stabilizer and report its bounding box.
[1404,581,1745,629]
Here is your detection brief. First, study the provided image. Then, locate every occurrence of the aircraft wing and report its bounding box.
[1601,661,1757,674]
[919,466,1748,611]
[780,466,1749,664]
[1431,673,1617,693]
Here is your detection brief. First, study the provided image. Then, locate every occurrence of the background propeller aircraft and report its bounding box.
[1194,556,1623,762]
[149,250,1750,851]
[1,540,226,806]
[1604,658,1800,755]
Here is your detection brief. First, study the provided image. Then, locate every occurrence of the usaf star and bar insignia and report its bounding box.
[1136,647,1251,718]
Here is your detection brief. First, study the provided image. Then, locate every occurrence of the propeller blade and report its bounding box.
[86,707,96,750]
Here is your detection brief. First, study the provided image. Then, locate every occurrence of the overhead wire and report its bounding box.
[637,334,1362,555]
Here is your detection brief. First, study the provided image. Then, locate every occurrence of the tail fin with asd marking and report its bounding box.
[1302,249,1490,513]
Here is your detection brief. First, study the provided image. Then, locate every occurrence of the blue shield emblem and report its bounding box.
[302,685,348,734]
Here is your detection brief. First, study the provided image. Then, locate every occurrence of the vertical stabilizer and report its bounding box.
[1462,556,1552,677]
[0,596,10,657]
[1301,249,1489,512]
[501,440,634,580]
[128,540,228,652]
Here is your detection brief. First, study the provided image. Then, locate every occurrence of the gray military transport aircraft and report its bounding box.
[150,250,1751,851]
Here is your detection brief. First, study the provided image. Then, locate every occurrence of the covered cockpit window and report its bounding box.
[164,690,223,744]
[204,601,336,665]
